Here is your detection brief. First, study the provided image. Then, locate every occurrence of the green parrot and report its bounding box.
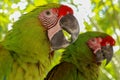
[45,31,115,80]
[0,3,80,80]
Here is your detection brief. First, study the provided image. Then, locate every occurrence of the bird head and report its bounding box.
[87,35,115,65]
[38,4,79,50]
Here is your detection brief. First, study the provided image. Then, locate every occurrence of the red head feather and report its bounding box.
[101,36,115,46]
[87,36,115,54]
[58,5,73,17]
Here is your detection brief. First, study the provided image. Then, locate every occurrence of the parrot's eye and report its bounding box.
[91,39,95,42]
[45,11,51,15]
[44,10,53,17]
[39,9,58,29]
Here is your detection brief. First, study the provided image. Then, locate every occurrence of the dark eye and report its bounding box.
[91,39,95,42]
[46,11,51,15]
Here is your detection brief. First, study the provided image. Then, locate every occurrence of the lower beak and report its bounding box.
[96,45,113,65]
[59,14,80,43]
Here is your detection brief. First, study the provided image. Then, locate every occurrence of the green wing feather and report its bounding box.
[45,62,77,80]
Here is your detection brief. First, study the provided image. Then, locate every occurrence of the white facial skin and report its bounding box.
[87,37,102,54]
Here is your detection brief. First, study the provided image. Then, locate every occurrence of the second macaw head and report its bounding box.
[38,4,80,50]
[87,34,115,65]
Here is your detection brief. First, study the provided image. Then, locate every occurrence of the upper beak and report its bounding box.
[59,14,80,43]
[96,45,113,65]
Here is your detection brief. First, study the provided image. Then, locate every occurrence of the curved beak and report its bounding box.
[96,45,113,65]
[50,14,79,50]
[59,14,80,42]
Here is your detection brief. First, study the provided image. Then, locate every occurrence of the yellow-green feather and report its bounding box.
[1,3,61,80]
[0,46,13,80]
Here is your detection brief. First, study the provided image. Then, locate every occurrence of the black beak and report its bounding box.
[50,14,79,50]
[96,45,113,65]
[50,30,70,50]
[59,14,80,43]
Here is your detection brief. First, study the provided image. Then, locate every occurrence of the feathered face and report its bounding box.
[87,36,115,65]
[39,4,79,50]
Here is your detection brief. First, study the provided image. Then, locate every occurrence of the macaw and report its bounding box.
[45,31,115,80]
[0,3,79,80]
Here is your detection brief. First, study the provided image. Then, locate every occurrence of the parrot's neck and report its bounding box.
[61,50,100,80]
[47,20,62,40]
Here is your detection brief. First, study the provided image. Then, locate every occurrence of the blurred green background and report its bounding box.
[0,0,120,80]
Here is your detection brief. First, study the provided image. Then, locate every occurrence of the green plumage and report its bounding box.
[0,3,60,80]
[0,46,13,80]
[45,31,109,80]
